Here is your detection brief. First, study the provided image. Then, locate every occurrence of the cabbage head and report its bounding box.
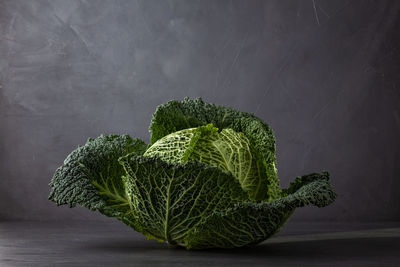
[49,97,336,249]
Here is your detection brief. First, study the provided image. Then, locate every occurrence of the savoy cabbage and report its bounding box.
[49,97,336,249]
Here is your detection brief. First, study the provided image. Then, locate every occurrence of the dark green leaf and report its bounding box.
[49,134,147,229]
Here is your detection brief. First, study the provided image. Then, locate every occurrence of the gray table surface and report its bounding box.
[1,220,399,266]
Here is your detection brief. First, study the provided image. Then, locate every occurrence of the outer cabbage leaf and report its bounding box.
[149,97,280,200]
[118,155,249,245]
[49,134,147,229]
[145,124,271,200]
[184,172,336,249]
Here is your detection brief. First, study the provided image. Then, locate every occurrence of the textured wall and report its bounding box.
[0,0,399,222]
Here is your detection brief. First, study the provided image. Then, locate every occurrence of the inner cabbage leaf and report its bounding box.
[148,97,281,200]
[144,124,276,201]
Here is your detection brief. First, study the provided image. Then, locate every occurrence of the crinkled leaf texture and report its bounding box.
[118,155,249,245]
[49,134,147,230]
[49,97,336,250]
[144,124,271,201]
[118,155,335,249]
[184,172,336,249]
[149,97,281,201]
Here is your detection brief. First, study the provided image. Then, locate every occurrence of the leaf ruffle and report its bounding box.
[49,134,147,229]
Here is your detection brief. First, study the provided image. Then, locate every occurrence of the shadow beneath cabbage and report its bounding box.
[80,228,400,263]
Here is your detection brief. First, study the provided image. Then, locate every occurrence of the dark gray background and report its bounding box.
[0,0,399,222]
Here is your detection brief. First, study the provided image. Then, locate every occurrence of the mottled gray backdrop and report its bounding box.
[1,0,399,222]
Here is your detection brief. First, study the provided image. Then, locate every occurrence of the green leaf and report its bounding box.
[49,134,147,229]
[149,97,281,200]
[184,172,336,249]
[118,155,249,245]
[145,124,271,201]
